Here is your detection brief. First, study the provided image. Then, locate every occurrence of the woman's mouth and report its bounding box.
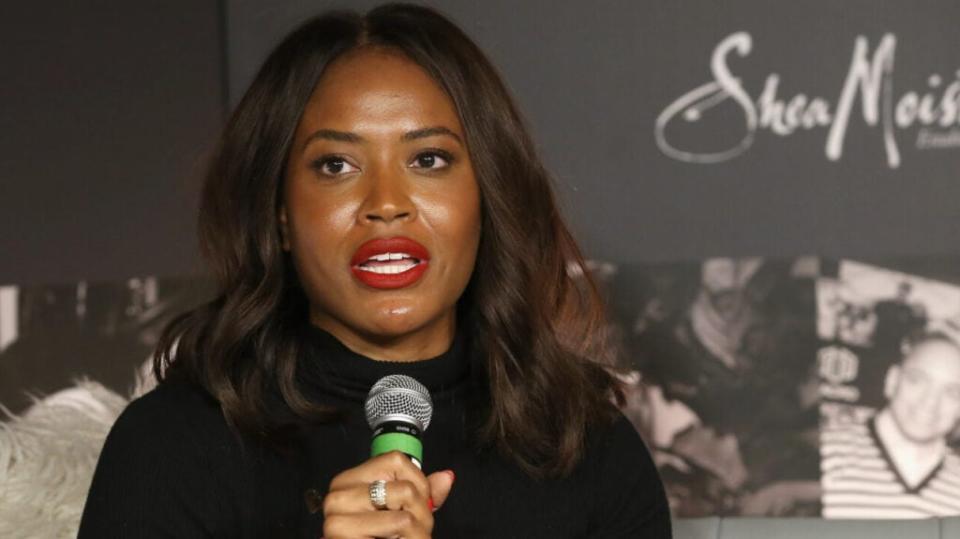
[350,237,430,289]
[357,252,421,274]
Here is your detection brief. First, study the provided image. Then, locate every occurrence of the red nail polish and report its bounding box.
[428,497,435,511]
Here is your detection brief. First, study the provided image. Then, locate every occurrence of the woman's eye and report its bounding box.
[311,156,358,176]
[410,151,452,170]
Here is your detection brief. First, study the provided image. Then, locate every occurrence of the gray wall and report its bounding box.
[3,0,959,281]
[228,0,960,265]
[0,1,224,286]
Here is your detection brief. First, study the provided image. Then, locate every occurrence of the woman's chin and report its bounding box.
[365,308,456,346]
[363,311,429,340]
[311,299,455,356]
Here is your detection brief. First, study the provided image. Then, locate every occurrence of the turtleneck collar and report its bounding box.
[297,321,472,405]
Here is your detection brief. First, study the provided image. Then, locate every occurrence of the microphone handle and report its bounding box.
[371,420,424,469]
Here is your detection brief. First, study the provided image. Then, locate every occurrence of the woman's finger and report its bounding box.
[322,509,429,539]
[329,451,430,499]
[425,470,455,510]
[323,479,433,524]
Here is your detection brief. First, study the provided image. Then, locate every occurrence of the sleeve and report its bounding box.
[77,385,229,538]
[588,414,673,538]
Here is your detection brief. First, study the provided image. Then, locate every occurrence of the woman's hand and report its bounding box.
[322,451,455,539]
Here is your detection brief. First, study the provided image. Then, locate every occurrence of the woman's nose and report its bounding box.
[359,166,416,225]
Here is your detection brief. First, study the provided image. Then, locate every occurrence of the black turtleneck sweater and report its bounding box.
[78,325,671,538]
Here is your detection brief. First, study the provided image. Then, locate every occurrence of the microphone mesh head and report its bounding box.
[364,374,433,431]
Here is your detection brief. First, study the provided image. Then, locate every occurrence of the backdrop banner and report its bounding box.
[5,255,960,517]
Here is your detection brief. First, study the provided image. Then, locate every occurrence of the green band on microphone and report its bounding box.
[371,432,423,462]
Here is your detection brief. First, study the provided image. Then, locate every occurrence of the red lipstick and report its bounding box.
[350,237,430,290]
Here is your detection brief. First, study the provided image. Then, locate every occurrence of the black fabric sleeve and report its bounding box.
[588,414,673,538]
[77,383,230,538]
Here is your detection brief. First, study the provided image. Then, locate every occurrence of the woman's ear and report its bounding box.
[278,205,291,251]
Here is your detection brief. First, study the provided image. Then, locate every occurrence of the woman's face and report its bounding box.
[281,47,481,361]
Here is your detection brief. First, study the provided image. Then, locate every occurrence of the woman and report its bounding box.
[78,4,671,538]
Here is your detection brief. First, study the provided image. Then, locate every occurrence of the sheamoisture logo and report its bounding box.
[655,32,960,168]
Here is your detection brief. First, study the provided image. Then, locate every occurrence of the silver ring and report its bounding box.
[369,479,388,510]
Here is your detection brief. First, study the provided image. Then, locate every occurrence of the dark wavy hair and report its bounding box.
[154,2,622,477]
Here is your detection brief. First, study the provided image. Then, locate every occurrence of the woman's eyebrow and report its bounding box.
[302,129,363,152]
[302,126,463,152]
[401,126,463,145]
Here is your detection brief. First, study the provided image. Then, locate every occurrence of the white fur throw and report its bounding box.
[0,361,155,538]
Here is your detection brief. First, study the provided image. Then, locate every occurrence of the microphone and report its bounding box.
[365,374,433,469]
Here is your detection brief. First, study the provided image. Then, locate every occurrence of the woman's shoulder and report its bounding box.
[122,379,223,424]
[102,380,233,461]
[586,411,656,471]
[582,411,673,537]
[79,382,241,537]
